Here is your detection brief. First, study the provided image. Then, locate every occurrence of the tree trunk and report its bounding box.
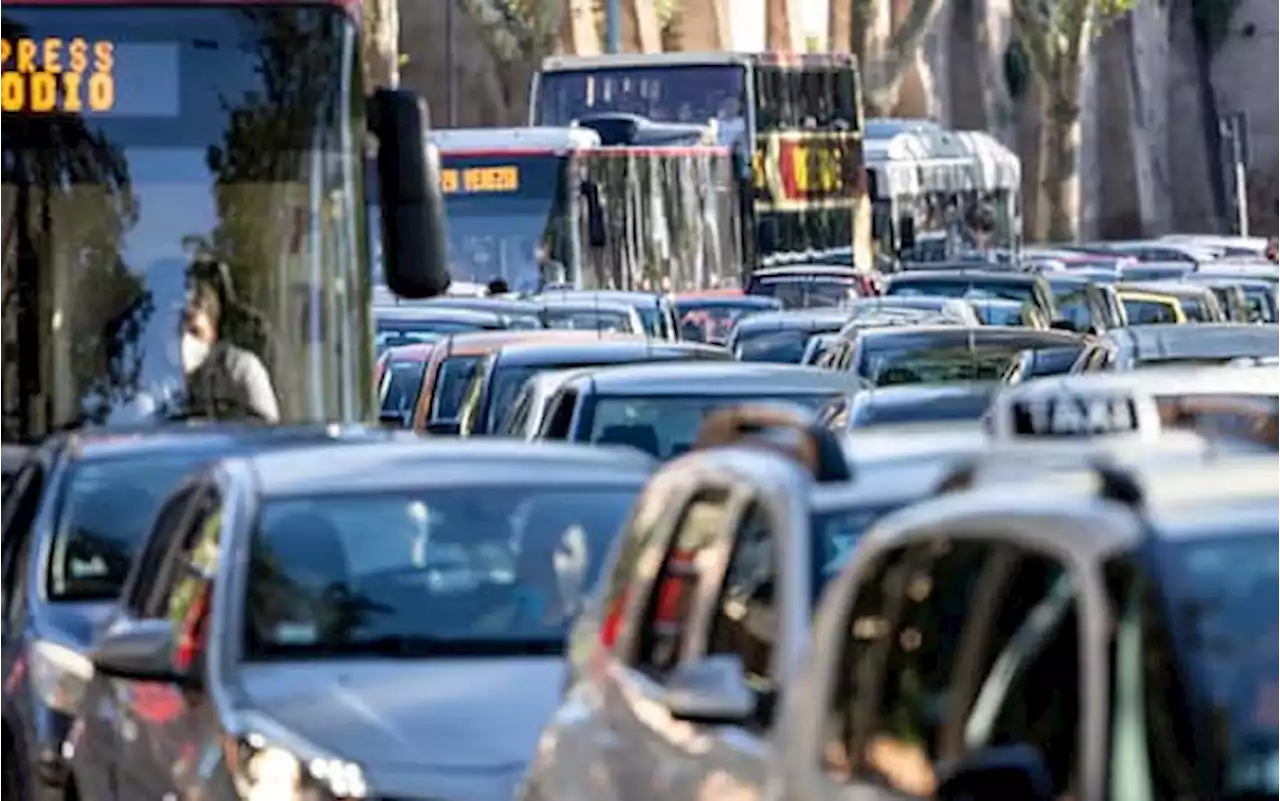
[829,0,853,52]
[1039,70,1083,242]
[858,0,943,114]
[362,0,400,90]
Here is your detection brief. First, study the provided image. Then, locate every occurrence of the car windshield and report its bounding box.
[1123,298,1182,325]
[431,355,482,421]
[853,391,993,427]
[860,343,1022,386]
[378,360,427,419]
[587,394,837,460]
[734,328,815,363]
[752,278,855,309]
[442,153,571,291]
[889,279,1037,305]
[543,307,636,333]
[49,453,215,600]
[811,504,901,602]
[244,485,640,656]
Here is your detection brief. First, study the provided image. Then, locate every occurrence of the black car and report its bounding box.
[820,383,999,431]
[456,339,730,437]
[527,361,868,459]
[885,269,1057,322]
[727,309,852,363]
[69,439,654,801]
[1071,323,1280,372]
[842,326,1083,387]
[1,424,397,801]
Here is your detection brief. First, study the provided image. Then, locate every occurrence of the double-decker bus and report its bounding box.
[428,124,744,294]
[531,52,871,274]
[2,0,449,441]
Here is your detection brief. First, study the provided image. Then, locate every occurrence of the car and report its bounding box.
[673,293,783,344]
[373,305,509,356]
[746,265,868,309]
[70,439,656,801]
[496,368,599,441]
[538,298,646,335]
[529,362,869,459]
[375,343,436,426]
[727,309,853,363]
[421,296,548,329]
[1118,260,1197,282]
[820,383,1000,431]
[535,290,680,341]
[1193,261,1279,284]
[520,407,983,801]
[771,452,1277,801]
[1071,323,1280,372]
[1116,281,1227,323]
[846,295,982,326]
[1,424,399,801]
[1114,288,1188,325]
[837,326,1083,387]
[1182,274,1278,323]
[455,339,730,438]
[884,269,1057,321]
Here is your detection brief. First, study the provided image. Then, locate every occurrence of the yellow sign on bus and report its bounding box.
[0,37,116,113]
[441,165,520,194]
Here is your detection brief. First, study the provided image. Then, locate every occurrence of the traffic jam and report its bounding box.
[3,3,1279,801]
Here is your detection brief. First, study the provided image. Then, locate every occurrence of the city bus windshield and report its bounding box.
[535,65,747,144]
[442,152,570,291]
[1,4,369,441]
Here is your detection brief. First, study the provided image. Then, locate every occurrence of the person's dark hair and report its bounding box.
[487,278,510,296]
[187,280,223,332]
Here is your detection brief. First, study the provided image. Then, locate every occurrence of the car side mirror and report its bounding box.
[425,420,461,437]
[369,88,450,299]
[662,654,755,725]
[90,618,197,688]
[935,744,1055,801]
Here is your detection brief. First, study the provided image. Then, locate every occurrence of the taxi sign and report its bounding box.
[1010,395,1140,438]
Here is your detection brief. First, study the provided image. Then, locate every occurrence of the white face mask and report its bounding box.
[181,332,211,373]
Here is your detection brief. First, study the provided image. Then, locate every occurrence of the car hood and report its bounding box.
[237,657,564,773]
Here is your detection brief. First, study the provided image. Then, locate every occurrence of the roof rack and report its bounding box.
[934,453,1144,507]
[694,405,853,483]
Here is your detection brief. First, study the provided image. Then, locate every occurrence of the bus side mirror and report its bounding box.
[898,215,917,254]
[369,88,450,299]
[581,181,607,249]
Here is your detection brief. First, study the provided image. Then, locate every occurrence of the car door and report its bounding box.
[602,484,747,801]
[74,482,204,801]
[113,485,226,801]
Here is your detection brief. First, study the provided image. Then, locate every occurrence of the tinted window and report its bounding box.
[858,343,1021,386]
[588,393,838,460]
[378,359,427,418]
[707,502,776,708]
[852,392,993,427]
[1123,298,1181,325]
[49,453,219,600]
[430,355,482,420]
[536,65,747,130]
[888,279,1036,305]
[734,328,811,363]
[245,485,640,657]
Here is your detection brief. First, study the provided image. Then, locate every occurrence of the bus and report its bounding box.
[531,52,871,274]
[1,0,448,441]
[429,124,744,294]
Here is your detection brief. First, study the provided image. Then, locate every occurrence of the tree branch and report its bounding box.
[1009,0,1058,80]
[861,0,943,109]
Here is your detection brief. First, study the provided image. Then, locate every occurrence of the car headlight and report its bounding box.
[233,732,368,801]
[30,640,94,715]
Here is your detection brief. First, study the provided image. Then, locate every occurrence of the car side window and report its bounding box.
[633,488,735,677]
[705,500,778,729]
[120,484,201,617]
[596,476,677,650]
[143,489,224,619]
[157,493,225,672]
[503,385,536,437]
[540,389,579,440]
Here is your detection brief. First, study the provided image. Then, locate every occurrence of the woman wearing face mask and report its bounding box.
[181,280,280,422]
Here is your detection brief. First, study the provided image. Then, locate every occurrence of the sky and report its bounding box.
[729,0,830,50]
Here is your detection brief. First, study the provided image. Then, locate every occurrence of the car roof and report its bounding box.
[1182,274,1273,288]
[65,424,394,464]
[856,382,999,405]
[1109,323,1280,360]
[492,339,725,366]
[437,329,635,357]
[373,305,505,324]
[733,309,852,331]
[673,294,782,309]
[1118,281,1215,297]
[571,361,866,396]
[537,289,664,305]
[751,265,862,278]
[246,440,656,497]
[855,325,1080,348]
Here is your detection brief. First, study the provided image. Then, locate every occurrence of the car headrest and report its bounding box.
[694,404,852,482]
